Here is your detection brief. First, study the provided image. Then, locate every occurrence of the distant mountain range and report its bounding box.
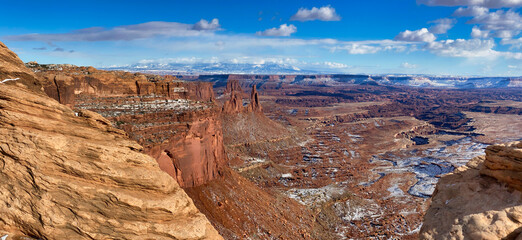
[104,62,522,89]
[104,62,311,75]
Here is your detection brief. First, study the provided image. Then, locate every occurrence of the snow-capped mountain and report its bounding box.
[104,63,521,89]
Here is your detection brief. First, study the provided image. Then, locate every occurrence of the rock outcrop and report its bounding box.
[146,110,227,188]
[0,42,42,93]
[247,85,262,113]
[222,80,262,114]
[481,141,522,191]
[0,84,222,239]
[420,142,522,240]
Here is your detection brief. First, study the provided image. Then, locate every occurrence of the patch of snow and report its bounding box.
[387,184,405,198]
[1,235,7,240]
[286,184,345,206]
[1,78,20,83]
[281,173,293,178]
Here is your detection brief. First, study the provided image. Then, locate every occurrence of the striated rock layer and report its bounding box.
[0,84,222,239]
[0,42,42,93]
[481,141,522,191]
[420,142,522,240]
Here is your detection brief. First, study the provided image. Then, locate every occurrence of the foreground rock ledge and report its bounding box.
[0,85,222,239]
[420,142,522,240]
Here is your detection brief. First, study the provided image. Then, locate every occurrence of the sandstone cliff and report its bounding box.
[30,64,214,107]
[420,141,522,240]
[481,141,522,191]
[0,42,42,93]
[0,84,222,240]
[33,65,225,188]
[0,41,221,239]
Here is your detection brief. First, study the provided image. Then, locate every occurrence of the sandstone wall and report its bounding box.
[0,83,222,239]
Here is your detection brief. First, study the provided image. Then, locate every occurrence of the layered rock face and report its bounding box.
[32,64,225,188]
[0,42,42,93]
[146,109,227,188]
[481,141,522,191]
[0,84,221,239]
[420,141,522,240]
[31,64,214,107]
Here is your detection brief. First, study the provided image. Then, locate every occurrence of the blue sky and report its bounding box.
[1,0,521,76]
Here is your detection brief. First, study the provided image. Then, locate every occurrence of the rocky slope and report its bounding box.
[0,84,221,239]
[0,41,221,239]
[420,141,522,240]
[0,43,42,93]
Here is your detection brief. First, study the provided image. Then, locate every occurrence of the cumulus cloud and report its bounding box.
[395,28,437,42]
[257,24,297,37]
[425,38,499,58]
[429,18,457,34]
[471,26,490,38]
[4,20,221,42]
[467,9,522,38]
[290,6,341,21]
[192,18,221,30]
[417,0,522,8]
[453,6,489,16]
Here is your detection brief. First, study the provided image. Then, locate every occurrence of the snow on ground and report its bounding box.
[286,184,345,206]
[1,78,19,83]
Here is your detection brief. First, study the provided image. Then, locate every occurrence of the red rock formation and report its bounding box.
[223,78,242,95]
[32,65,214,107]
[0,41,222,240]
[222,90,244,114]
[246,84,262,113]
[34,64,224,188]
[222,80,263,114]
[146,110,227,188]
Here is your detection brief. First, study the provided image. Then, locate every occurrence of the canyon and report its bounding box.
[0,40,521,239]
[0,42,221,239]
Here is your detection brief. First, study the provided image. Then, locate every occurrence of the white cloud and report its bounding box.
[471,26,490,38]
[192,18,221,30]
[417,0,522,8]
[453,6,489,16]
[467,9,522,38]
[340,44,382,54]
[401,62,418,69]
[290,6,341,21]
[331,42,410,54]
[429,18,457,34]
[395,28,437,42]
[425,38,499,58]
[501,37,522,49]
[4,20,221,42]
[256,24,297,37]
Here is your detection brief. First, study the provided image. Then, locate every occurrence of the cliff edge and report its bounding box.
[0,42,221,240]
[420,141,522,240]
